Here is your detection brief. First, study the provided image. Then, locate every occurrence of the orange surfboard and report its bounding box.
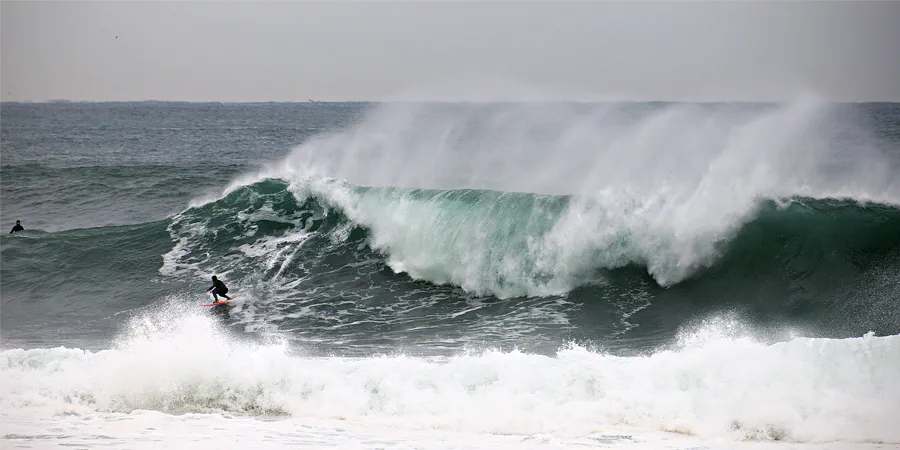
[201,299,233,306]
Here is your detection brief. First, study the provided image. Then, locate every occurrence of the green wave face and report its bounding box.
[161,179,900,341]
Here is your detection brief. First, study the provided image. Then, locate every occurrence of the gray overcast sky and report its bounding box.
[2,1,899,102]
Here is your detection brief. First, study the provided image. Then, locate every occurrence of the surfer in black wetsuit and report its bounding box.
[204,275,232,302]
[9,220,24,234]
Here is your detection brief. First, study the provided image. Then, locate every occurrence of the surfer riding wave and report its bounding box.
[204,275,232,302]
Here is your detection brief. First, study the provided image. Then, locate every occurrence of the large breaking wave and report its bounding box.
[163,178,900,300]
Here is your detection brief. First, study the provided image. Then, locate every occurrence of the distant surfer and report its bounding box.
[9,220,24,234]
[204,275,232,302]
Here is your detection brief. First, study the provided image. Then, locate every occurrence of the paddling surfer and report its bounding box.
[204,275,232,302]
[9,220,23,234]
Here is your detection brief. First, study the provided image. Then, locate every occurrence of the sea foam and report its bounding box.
[3,304,898,443]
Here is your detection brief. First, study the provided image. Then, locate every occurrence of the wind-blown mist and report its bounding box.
[216,96,900,292]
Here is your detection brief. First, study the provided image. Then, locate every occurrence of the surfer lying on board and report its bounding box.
[204,275,232,302]
[9,220,24,234]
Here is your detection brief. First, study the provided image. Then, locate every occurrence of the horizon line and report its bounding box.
[3,99,899,105]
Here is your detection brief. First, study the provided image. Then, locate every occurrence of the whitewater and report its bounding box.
[2,96,899,449]
[4,306,899,449]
